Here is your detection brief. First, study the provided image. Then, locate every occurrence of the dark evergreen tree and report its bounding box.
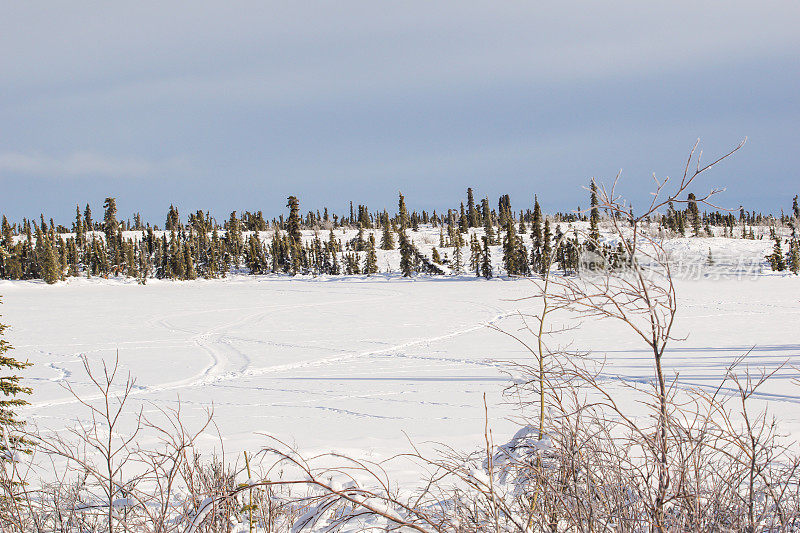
[165,204,180,231]
[467,187,478,227]
[502,219,520,276]
[589,180,600,246]
[482,198,495,244]
[554,224,568,275]
[530,195,543,271]
[459,203,468,234]
[451,242,464,275]
[84,204,93,232]
[103,197,118,240]
[687,193,701,236]
[481,236,492,279]
[286,196,302,245]
[0,297,32,457]
[397,192,409,231]
[355,224,366,251]
[767,228,786,271]
[380,211,395,250]
[788,239,799,275]
[469,234,481,277]
[399,230,414,277]
[364,234,378,275]
[540,218,552,276]
[226,212,244,268]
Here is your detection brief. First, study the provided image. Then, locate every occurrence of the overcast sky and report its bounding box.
[2,2,798,223]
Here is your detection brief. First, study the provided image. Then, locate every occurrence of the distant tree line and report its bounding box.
[0,189,798,284]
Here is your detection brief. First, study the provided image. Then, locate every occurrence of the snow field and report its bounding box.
[2,263,799,482]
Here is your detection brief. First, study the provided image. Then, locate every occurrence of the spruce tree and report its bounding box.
[165,204,180,231]
[768,229,786,271]
[41,234,60,284]
[459,203,468,233]
[103,197,118,240]
[1,216,12,248]
[502,219,519,276]
[467,187,478,227]
[554,224,568,275]
[540,218,552,276]
[589,180,600,246]
[397,192,409,231]
[124,241,138,278]
[364,234,378,275]
[355,224,366,251]
[530,195,542,271]
[84,204,93,232]
[183,242,197,280]
[380,211,395,250]
[687,193,701,236]
[482,198,495,244]
[286,196,302,245]
[469,234,481,277]
[481,236,492,279]
[789,240,799,275]
[399,230,414,277]
[452,243,464,275]
[0,297,32,457]
[226,212,244,268]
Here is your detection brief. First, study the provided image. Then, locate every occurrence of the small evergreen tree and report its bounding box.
[165,204,180,231]
[502,219,519,275]
[380,211,395,250]
[482,198,495,245]
[469,234,481,277]
[399,230,414,277]
[364,234,378,275]
[103,197,118,240]
[540,218,552,276]
[687,193,701,236]
[397,192,409,231]
[286,196,302,245]
[452,243,464,275]
[41,235,60,284]
[481,236,492,279]
[589,180,600,246]
[0,297,32,458]
[84,203,93,232]
[530,196,542,271]
[789,239,799,275]
[467,187,479,227]
[767,228,786,271]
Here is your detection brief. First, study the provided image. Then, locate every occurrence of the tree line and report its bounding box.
[0,189,798,284]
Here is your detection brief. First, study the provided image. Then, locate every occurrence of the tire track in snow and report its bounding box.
[150,309,517,392]
[25,288,407,410]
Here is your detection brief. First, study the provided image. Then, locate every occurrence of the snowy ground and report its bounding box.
[1,235,799,480]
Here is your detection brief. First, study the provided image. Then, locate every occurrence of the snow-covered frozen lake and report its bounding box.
[2,271,799,473]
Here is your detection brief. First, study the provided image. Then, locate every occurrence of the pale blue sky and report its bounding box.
[2,2,798,223]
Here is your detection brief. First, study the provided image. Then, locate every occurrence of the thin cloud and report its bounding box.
[0,151,192,179]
